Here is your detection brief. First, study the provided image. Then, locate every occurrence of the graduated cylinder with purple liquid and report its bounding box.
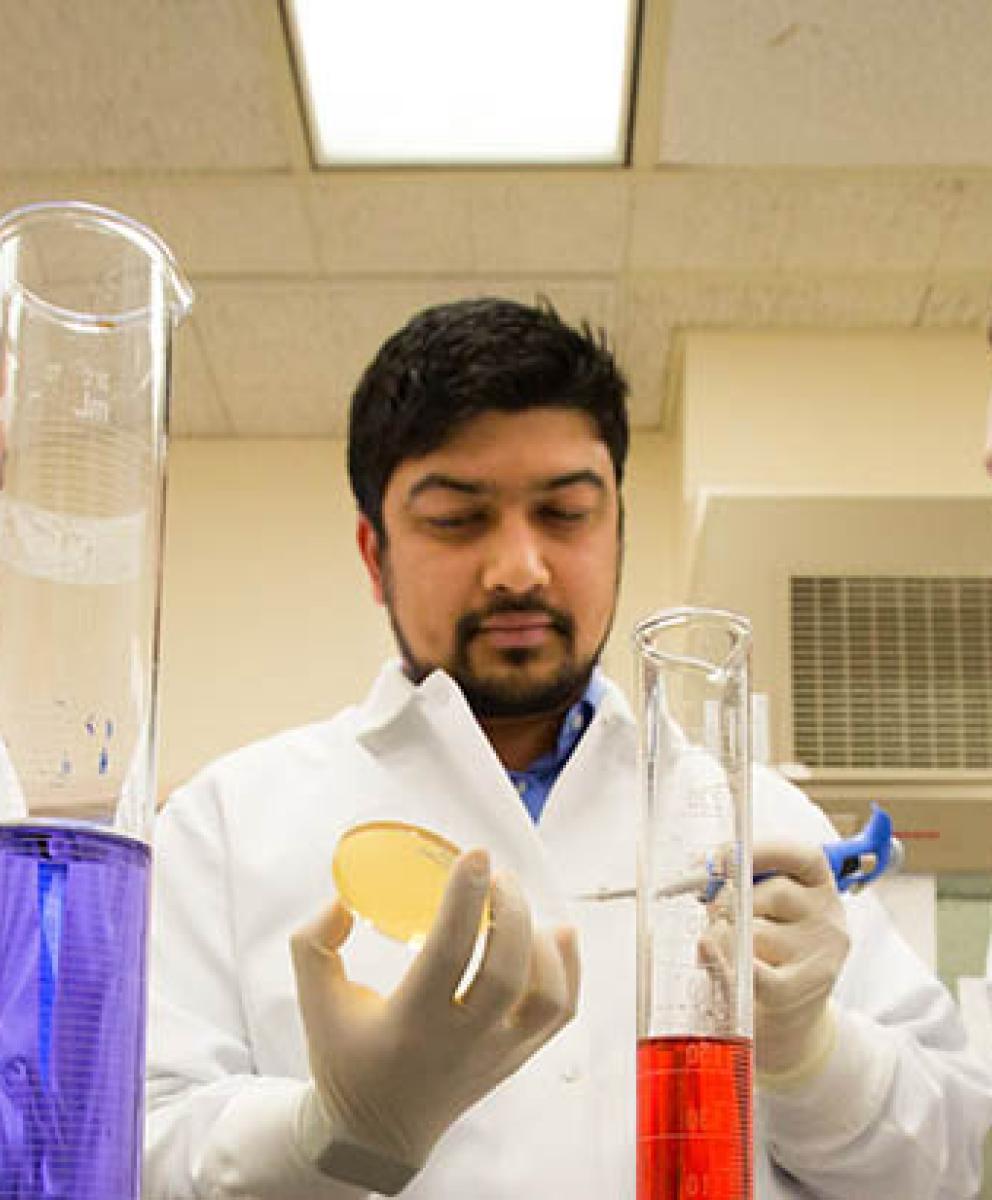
[0,825,150,1199]
[0,202,192,1200]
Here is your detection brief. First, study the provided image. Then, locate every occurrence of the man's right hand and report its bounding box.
[289,849,580,1195]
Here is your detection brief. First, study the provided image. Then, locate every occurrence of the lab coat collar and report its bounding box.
[587,670,635,730]
[355,659,634,746]
[353,658,420,739]
[354,659,478,746]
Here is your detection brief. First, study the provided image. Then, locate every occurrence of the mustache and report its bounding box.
[456,598,574,643]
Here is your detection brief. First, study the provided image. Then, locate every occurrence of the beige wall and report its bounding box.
[683,329,991,504]
[157,432,681,799]
[158,439,390,799]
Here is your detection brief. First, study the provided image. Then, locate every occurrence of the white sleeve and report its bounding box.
[142,776,369,1200]
[755,772,992,1199]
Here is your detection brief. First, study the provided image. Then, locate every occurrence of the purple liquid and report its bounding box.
[0,824,151,1200]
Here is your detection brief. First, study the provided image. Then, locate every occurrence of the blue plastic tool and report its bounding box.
[691,803,903,902]
[726,802,903,901]
[821,803,903,893]
[577,805,904,903]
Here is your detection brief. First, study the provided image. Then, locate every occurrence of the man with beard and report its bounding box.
[144,299,992,1199]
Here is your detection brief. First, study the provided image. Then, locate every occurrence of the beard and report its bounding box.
[384,590,612,719]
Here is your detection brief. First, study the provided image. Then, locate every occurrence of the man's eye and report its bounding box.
[542,506,589,524]
[426,512,485,530]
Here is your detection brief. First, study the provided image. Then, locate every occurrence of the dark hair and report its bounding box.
[347,296,629,535]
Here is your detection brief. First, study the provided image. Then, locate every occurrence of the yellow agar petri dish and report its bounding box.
[332,820,465,947]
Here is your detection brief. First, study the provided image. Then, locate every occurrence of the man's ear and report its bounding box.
[356,514,386,605]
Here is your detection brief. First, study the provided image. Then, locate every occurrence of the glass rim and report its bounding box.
[0,199,194,325]
[633,605,752,676]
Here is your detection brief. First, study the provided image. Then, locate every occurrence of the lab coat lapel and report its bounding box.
[538,679,639,900]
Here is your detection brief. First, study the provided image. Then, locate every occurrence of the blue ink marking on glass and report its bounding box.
[98,748,108,775]
[85,719,95,737]
[105,720,113,739]
[37,859,67,1087]
[60,754,71,776]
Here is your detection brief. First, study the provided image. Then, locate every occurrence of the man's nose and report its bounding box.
[481,517,551,594]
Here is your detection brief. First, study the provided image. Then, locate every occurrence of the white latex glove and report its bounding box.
[289,847,580,1195]
[752,839,850,1083]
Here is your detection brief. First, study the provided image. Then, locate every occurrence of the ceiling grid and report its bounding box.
[0,0,989,434]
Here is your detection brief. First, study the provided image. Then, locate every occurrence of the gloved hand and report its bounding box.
[751,839,850,1083]
[289,848,580,1195]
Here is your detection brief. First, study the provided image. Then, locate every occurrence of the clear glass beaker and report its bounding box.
[0,201,192,1200]
[0,200,191,836]
[634,607,753,1200]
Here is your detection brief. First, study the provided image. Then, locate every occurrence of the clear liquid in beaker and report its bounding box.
[0,394,159,827]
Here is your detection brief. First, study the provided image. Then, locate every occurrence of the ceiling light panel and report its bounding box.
[288,0,635,165]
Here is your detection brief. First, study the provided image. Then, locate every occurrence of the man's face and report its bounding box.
[357,407,622,718]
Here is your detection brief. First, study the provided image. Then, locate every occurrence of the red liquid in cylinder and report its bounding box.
[637,1035,753,1200]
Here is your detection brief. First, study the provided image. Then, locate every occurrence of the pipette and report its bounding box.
[579,804,904,903]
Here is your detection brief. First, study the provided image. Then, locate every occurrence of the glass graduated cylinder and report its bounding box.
[635,608,754,1200]
[635,608,753,1041]
[637,1034,753,1200]
[0,823,150,1200]
[332,820,489,947]
[0,200,192,837]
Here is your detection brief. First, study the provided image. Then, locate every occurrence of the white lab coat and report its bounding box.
[144,663,992,1199]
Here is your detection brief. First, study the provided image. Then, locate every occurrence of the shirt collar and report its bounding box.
[513,671,606,779]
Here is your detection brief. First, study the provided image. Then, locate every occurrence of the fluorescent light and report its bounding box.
[288,0,634,165]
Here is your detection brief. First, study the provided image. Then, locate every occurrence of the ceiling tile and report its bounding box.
[0,180,155,228]
[660,0,992,166]
[629,175,796,272]
[631,173,960,273]
[935,179,992,272]
[773,177,960,272]
[0,1,295,170]
[307,177,474,274]
[170,317,233,437]
[915,278,992,328]
[194,282,357,435]
[144,179,317,276]
[468,175,629,273]
[307,173,629,276]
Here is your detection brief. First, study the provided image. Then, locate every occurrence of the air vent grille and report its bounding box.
[791,576,992,768]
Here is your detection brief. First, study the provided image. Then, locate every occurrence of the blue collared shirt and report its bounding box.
[506,674,605,822]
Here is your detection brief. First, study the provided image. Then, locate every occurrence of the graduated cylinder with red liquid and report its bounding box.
[634,609,754,1200]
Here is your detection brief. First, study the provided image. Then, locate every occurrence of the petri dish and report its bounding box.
[332,820,466,947]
